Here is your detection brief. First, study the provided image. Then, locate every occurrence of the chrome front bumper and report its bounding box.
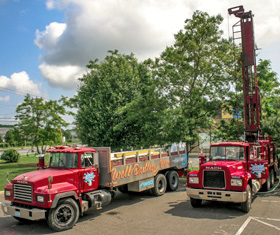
[1,202,46,221]
[186,187,247,203]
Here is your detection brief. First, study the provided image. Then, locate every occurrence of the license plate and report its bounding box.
[15,210,21,217]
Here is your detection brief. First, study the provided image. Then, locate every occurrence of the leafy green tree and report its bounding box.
[4,129,15,146]
[76,50,155,150]
[62,129,72,141]
[76,12,235,152]
[213,119,244,141]
[13,128,25,146]
[261,99,280,147]
[257,59,280,116]
[257,59,280,146]
[15,94,72,153]
[147,11,233,151]
[214,59,280,144]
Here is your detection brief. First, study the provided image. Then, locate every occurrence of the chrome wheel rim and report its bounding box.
[54,204,74,226]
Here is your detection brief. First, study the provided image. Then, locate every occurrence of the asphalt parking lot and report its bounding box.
[1,176,280,235]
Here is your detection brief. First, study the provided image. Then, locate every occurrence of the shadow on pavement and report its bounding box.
[0,190,154,234]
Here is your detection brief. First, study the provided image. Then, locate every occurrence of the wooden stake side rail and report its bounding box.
[94,147,188,188]
[111,150,186,167]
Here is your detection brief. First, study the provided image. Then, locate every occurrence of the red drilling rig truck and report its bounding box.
[187,6,278,212]
[1,145,188,231]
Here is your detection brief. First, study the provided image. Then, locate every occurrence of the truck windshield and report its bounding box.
[210,146,245,160]
[49,152,78,169]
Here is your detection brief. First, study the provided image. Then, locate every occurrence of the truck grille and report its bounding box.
[14,184,33,203]
[204,171,225,189]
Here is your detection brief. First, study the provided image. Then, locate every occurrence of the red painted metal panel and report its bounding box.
[242,18,255,66]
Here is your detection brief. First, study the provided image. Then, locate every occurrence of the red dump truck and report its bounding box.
[1,145,188,231]
[187,6,279,212]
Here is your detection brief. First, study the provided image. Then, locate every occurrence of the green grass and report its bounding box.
[189,167,199,172]
[0,154,44,191]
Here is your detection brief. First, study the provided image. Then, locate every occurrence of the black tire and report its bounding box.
[166,170,179,191]
[118,185,128,193]
[13,216,34,224]
[241,184,252,213]
[270,169,275,186]
[190,198,202,208]
[150,174,167,196]
[264,170,271,191]
[47,198,79,231]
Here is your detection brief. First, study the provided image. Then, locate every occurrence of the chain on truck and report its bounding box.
[187,5,279,213]
[1,145,188,231]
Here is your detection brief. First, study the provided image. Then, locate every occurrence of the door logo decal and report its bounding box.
[249,163,266,175]
[83,172,95,186]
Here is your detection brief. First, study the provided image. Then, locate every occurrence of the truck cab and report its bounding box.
[47,146,100,193]
[1,146,111,231]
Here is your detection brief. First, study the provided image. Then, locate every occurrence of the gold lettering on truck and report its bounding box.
[111,159,172,181]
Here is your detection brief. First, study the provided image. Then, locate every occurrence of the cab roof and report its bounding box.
[211,142,250,147]
[46,146,96,153]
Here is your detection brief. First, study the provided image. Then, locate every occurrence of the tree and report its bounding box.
[257,59,280,146]
[13,127,25,146]
[4,129,15,146]
[76,50,155,150]
[214,59,280,144]
[62,129,72,140]
[15,94,73,153]
[147,11,233,151]
[213,119,244,141]
[76,12,234,152]
[261,98,280,146]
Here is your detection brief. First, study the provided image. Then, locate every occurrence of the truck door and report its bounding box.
[80,152,99,193]
[248,146,269,180]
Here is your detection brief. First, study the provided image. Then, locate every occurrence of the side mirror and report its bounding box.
[94,152,99,168]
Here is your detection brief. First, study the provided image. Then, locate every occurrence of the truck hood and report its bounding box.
[202,160,245,174]
[12,169,75,187]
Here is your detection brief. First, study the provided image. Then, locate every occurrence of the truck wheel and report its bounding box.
[190,198,202,208]
[150,174,167,196]
[167,170,179,191]
[47,198,79,231]
[264,171,271,191]
[270,169,275,186]
[241,185,252,213]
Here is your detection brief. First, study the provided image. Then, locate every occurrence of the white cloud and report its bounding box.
[38,63,85,89]
[46,0,55,9]
[0,96,10,102]
[0,71,41,96]
[35,22,66,50]
[38,0,280,90]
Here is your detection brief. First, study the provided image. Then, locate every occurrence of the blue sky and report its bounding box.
[1,0,62,88]
[0,0,280,126]
[0,0,72,125]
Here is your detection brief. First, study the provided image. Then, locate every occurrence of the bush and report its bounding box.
[0,143,9,148]
[1,149,20,163]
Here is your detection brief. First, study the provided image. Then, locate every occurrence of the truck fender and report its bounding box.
[51,191,79,208]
